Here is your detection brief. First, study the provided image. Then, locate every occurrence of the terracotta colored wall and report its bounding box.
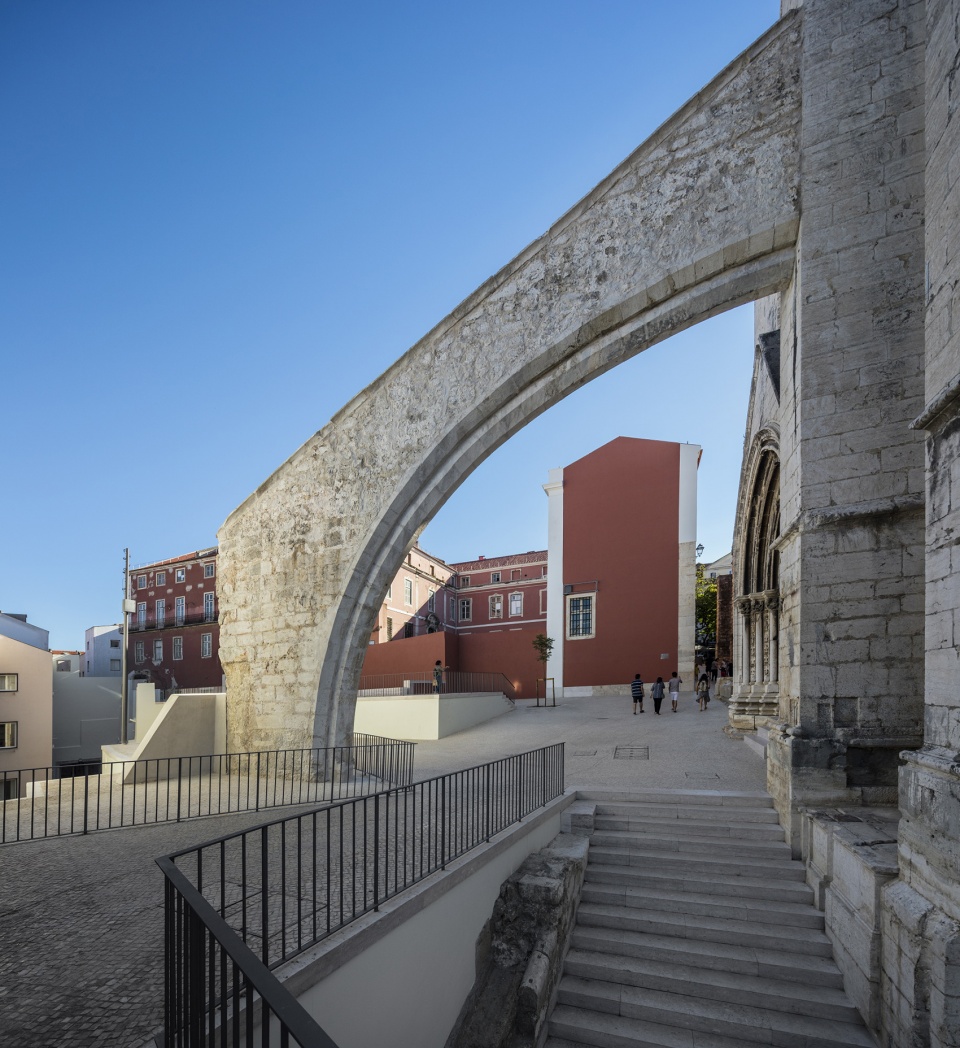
[562,437,680,686]
[458,628,544,699]
[359,631,458,679]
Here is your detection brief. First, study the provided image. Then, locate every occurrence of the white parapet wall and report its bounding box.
[267,793,573,1048]
[353,691,513,741]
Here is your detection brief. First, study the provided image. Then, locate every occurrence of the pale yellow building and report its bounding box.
[0,612,52,796]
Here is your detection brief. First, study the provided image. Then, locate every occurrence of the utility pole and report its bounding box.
[119,548,134,744]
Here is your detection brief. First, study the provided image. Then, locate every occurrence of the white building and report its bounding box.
[0,612,52,794]
[84,624,123,676]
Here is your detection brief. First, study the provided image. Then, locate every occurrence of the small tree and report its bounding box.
[695,563,718,650]
[532,633,555,666]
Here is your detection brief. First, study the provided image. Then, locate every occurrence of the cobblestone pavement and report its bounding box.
[0,690,762,1047]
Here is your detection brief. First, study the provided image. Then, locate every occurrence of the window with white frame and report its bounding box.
[566,594,595,639]
[0,674,17,692]
[156,599,166,629]
[460,576,470,588]
[491,571,501,584]
[509,592,523,617]
[176,567,186,583]
[153,639,163,662]
[386,617,393,640]
[387,584,392,600]
[204,591,215,622]
[110,639,120,648]
[459,598,472,622]
[135,641,144,664]
[489,594,503,619]
[427,589,435,612]
[172,637,183,661]
[449,594,457,621]
[541,566,548,577]
[404,578,413,605]
[137,574,147,589]
[201,633,212,658]
[137,603,146,629]
[175,596,185,626]
[156,571,166,586]
[110,659,121,671]
[540,588,548,615]
[204,562,215,578]
[0,722,17,748]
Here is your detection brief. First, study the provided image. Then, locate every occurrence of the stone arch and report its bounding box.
[729,427,781,730]
[218,13,802,752]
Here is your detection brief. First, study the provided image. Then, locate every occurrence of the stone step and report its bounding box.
[554,978,875,1047]
[589,828,791,857]
[592,801,780,824]
[580,882,825,928]
[569,925,845,987]
[549,1003,875,1048]
[587,846,804,880]
[586,863,814,903]
[564,947,859,1022]
[576,789,774,809]
[577,901,834,956]
[593,814,786,841]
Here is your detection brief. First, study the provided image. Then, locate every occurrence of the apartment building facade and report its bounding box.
[126,547,222,693]
[0,612,53,794]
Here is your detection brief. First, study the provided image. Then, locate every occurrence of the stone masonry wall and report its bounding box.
[218,18,802,752]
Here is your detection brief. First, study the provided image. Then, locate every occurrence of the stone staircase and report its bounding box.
[547,790,877,1048]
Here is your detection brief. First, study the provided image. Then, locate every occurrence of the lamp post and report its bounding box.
[119,548,136,744]
[696,543,705,559]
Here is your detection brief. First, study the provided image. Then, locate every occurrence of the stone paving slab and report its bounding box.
[0,691,763,1047]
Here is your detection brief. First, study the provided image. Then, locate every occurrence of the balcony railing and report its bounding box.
[157,742,564,1045]
[0,733,414,845]
[357,670,518,702]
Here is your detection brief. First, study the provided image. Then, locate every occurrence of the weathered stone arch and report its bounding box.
[218,14,802,752]
[729,428,781,730]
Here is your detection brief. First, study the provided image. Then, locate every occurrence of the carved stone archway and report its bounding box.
[217,15,802,752]
[729,428,780,730]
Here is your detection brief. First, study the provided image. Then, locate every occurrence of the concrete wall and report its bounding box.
[217,15,801,752]
[52,672,120,766]
[353,692,512,741]
[272,797,570,1048]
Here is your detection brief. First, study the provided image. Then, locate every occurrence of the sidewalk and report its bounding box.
[0,689,762,1047]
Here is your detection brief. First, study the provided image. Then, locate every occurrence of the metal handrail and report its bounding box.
[357,669,518,702]
[0,734,415,845]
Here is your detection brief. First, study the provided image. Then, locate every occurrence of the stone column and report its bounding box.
[753,598,766,685]
[766,594,779,685]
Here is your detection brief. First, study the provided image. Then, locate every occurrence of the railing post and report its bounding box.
[82,768,89,835]
[177,757,183,823]
[440,779,447,870]
[373,793,380,911]
[255,752,261,812]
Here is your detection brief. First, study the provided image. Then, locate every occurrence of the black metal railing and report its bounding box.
[157,743,564,1044]
[357,670,518,702]
[0,734,415,845]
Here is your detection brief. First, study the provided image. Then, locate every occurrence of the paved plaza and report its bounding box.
[0,690,763,1047]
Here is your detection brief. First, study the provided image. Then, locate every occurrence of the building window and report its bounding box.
[459,598,472,622]
[110,639,120,648]
[541,566,548,577]
[0,674,18,692]
[450,595,457,621]
[109,659,121,671]
[386,617,393,640]
[201,633,212,658]
[1,778,17,801]
[567,594,595,639]
[404,622,414,639]
[153,639,163,662]
[460,576,470,588]
[135,641,144,664]
[387,584,392,600]
[137,603,146,629]
[404,578,413,606]
[175,596,185,626]
[489,594,503,619]
[428,589,436,612]
[491,571,501,584]
[176,567,186,583]
[204,591,215,622]
[204,563,215,578]
[156,599,166,629]
[509,592,523,617]
[540,589,548,615]
[172,637,183,661]
[156,571,166,586]
[0,723,17,748]
[137,574,147,589]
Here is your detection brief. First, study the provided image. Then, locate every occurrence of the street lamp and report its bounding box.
[696,543,705,559]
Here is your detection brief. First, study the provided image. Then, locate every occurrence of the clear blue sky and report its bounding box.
[2,0,780,650]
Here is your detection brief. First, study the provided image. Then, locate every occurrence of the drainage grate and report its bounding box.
[614,746,649,760]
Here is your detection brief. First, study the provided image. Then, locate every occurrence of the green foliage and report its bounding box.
[695,563,718,648]
[532,633,555,664]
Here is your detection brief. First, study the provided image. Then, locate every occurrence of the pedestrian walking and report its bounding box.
[432,660,447,693]
[668,671,683,712]
[651,676,665,715]
[697,673,710,711]
[631,674,645,714]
